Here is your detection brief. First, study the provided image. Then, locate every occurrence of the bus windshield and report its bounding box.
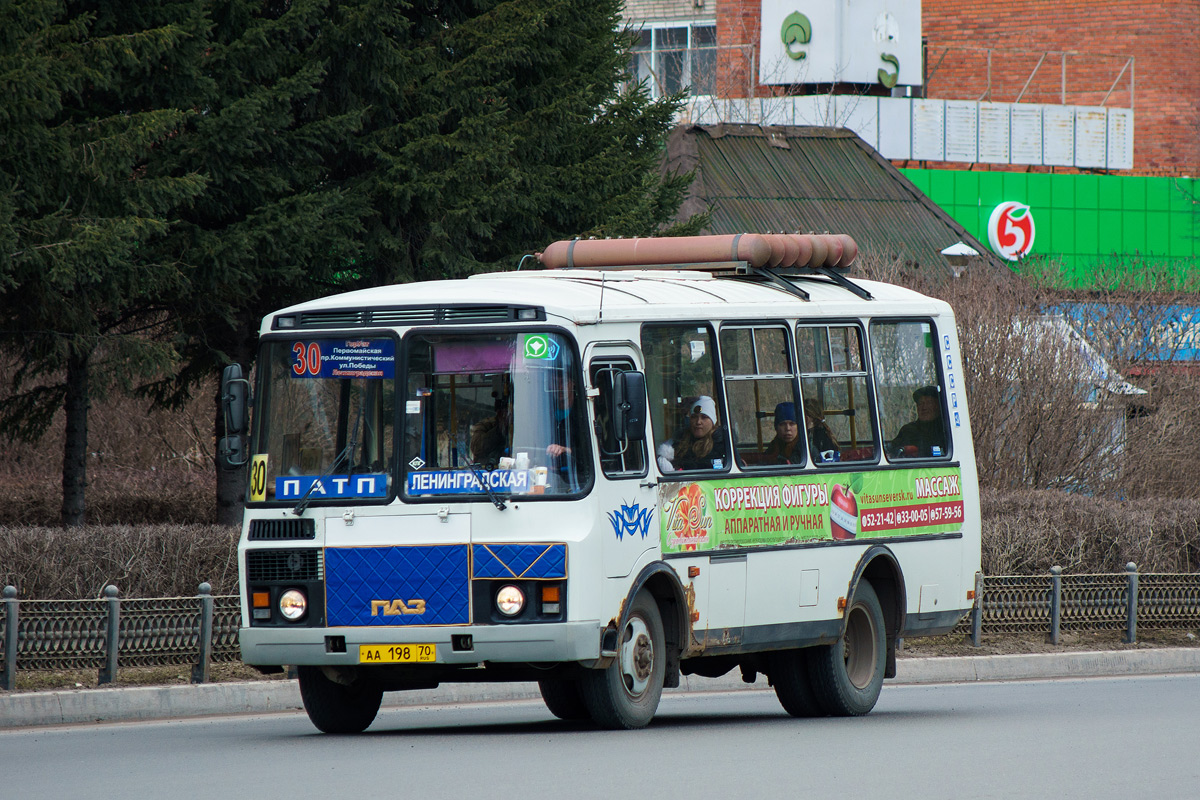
[402,331,592,499]
[252,337,397,505]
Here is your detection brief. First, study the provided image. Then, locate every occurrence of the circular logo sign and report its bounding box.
[987,201,1036,261]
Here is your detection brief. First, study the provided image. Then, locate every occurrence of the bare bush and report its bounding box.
[0,524,239,598]
[981,488,1200,575]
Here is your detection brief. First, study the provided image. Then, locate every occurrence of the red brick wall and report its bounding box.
[718,0,1200,175]
[923,0,1200,175]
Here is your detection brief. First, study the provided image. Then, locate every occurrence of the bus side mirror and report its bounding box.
[613,371,646,442]
[221,364,249,435]
[217,434,246,470]
[219,364,250,469]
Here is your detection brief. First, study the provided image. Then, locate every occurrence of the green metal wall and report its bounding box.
[900,169,1200,287]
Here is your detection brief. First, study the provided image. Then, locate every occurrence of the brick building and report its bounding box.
[624,0,1199,282]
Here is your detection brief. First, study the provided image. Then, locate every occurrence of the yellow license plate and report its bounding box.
[359,643,436,664]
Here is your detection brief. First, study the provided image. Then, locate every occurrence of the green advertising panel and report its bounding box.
[658,468,965,553]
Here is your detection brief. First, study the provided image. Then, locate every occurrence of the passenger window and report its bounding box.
[719,325,802,468]
[796,324,878,463]
[870,320,950,459]
[641,325,729,473]
[590,360,647,478]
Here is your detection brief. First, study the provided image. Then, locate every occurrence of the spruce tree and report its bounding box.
[0,0,208,525]
[154,0,700,523]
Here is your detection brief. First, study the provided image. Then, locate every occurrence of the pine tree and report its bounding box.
[0,0,208,525]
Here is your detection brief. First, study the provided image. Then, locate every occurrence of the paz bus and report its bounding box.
[219,232,980,732]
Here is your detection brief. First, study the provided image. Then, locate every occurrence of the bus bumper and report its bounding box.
[239,620,604,667]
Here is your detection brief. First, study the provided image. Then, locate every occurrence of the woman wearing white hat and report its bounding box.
[657,395,728,472]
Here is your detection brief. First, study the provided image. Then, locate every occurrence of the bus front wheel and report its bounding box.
[581,591,665,729]
[297,665,383,734]
[807,580,886,716]
[538,678,590,720]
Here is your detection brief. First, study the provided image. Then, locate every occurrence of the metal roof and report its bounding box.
[666,124,1002,273]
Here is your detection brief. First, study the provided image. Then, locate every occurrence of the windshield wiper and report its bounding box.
[292,438,357,516]
[464,459,507,511]
[293,402,364,516]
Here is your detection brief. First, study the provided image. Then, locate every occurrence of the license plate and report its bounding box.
[359,643,436,664]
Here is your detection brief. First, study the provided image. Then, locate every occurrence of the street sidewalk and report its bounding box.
[3,647,1199,729]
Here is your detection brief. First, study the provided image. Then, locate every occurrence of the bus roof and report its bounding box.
[264,268,948,333]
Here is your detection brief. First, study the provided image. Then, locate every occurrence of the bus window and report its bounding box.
[870,320,950,459]
[718,325,802,468]
[402,331,593,498]
[590,360,648,478]
[796,323,877,463]
[252,337,396,504]
[641,324,730,472]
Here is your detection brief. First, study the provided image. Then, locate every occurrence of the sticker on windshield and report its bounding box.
[290,339,395,379]
[276,474,389,499]
[523,334,559,361]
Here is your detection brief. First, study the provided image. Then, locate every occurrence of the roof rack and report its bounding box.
[535,233,872,300]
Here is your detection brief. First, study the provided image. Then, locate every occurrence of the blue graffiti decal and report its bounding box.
[608,501,654,541]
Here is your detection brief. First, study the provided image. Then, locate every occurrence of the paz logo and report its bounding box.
[987,201,1036,261]
[524,334,558,360]
[608,501,654,541]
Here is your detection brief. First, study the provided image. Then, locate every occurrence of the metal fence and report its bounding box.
[1,584,240,690]
[954,564,1200,645]
[3,565,1199,689]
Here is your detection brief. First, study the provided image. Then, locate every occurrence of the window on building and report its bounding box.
[631,23,717,98]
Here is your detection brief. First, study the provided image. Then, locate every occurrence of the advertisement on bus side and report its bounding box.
[657,467,965,552]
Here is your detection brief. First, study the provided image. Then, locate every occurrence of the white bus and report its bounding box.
[221,233,980,732]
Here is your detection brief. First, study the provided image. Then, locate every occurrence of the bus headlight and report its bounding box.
[496,584,525,616]
[279,589,308,621]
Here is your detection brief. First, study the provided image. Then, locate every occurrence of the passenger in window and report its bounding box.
[803,398,840,461]
[891,386,946,458]
[657,395,728,472]
[764,402,803,464]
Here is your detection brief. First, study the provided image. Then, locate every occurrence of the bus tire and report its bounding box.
[297,665,383,734]
[769,649,824,717]
[580,591,665,729]
[538,678,590,720]
[808,580,886,716]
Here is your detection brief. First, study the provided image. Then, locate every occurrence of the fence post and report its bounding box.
[192,583,214,684]
[1125,562,1139,644]
[970,571,983,647]
[1049,566,1062,645]
[98,584,120,685]
[2,586,17,691]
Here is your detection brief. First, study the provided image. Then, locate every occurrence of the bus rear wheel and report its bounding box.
[807,580,886,716]
[538,678,589,720]
[769,648,823,717]
[297,666,383,734]
[580,591,665,729]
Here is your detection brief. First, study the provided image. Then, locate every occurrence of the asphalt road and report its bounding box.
[3,674,1198,800]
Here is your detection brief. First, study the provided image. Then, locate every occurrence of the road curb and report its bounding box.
[2,648,1198,729]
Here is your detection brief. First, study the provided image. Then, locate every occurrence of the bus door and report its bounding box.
[585,344,654,579]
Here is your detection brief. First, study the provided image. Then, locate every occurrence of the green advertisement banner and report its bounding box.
[658,468,965,553]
